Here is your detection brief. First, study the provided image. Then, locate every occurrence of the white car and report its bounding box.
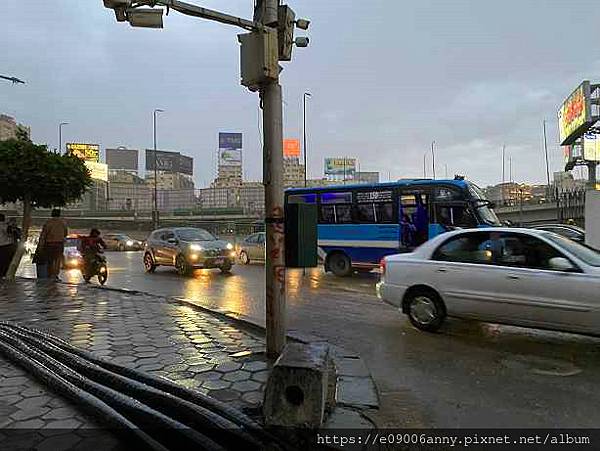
[377,227,600,335]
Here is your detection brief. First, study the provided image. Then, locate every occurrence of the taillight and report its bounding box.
[379,258,386,276]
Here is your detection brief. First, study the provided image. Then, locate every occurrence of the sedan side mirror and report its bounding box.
[167,238,178,244]
[549,257,576,272]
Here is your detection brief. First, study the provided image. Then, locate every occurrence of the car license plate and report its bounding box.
[214,258,224,265]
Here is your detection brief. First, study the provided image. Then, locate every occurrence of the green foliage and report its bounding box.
[0,139,92,208]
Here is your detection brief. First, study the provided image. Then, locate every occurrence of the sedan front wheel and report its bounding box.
[405,289,446,332]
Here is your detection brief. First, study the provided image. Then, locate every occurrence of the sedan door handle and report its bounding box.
[436,268,448,273]
[507,274,520,280]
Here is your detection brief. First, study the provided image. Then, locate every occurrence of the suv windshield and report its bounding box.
[544,233,600,267]
[176,228,215,241]
[468,183,501,226]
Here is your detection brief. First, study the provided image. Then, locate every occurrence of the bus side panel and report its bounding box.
[318,224,401,267]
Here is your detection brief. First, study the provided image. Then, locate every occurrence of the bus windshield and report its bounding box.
[468,183,501,226]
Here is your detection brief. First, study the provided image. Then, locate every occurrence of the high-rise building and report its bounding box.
[283,157,306,188]
[0,114,30,141]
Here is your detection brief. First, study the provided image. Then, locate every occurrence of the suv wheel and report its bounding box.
[176,254,192,276]
[143,253,157,273]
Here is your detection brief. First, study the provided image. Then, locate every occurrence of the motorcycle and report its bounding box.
[82,252,108,285]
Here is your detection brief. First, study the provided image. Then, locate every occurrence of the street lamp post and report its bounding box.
[153,108,164,229]
[59,122,69,154]
[303,92,311,188]
[431,140,436,179]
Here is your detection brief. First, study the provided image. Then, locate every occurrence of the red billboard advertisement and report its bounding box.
[283,139,300,157]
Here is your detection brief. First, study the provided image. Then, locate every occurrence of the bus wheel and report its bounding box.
[328,253,352,277]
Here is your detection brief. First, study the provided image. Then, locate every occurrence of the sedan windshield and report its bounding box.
[544,233,600,267]
[176,228,215,241]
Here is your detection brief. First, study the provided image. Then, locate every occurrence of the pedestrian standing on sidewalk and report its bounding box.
[0,214,13,278]
[39,209,68,281]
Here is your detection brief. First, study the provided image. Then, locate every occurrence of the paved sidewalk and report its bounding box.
[0,279,269,449]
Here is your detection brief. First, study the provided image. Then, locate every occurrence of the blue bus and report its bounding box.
[285,178,500,276]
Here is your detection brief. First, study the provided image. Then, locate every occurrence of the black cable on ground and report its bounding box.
[1,321,283,448]
[0,339,169,451]
[0,329,225,451]
[0,324,263,451]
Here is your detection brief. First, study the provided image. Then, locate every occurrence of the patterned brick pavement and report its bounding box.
[0,279,270,448]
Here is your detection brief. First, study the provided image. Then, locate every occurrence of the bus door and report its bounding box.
[398,187,432,249]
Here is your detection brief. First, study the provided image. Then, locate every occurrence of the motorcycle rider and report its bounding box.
[80,228,106,279]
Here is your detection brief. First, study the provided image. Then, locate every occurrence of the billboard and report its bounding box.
[283,139,300,157]
[558,81,593,146]
[219,149,242,166]
[179,154,194,176]
[219,132,243,150]
[106,148,138,171]
[324,157,356,177]
[583,133,600,162]
[85,161,108,182]
[67,143,100,162]
[145,149,194,175]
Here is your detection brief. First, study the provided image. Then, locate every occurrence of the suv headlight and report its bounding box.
[126,240,134,246]
[226,243,234,250]
[190,244,203,251]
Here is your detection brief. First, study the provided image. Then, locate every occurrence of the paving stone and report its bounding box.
[20,386,47,398]
[201,379,231,391]
[0,376,29,387]
[3,394,23,406]
[10,407,50,421]
[242,361,268,372]
[231,380,261,393]
[214,361,242,373]
[223,370,251,382]
[36,433,83,451]
[14,396,51,411]
[187,363,215,374]
[7,418,45,429]
[42,407,77,420]
[208,388,240,402]
[193,370,222,381]
[43,418,82,429]
[251,370,269,383]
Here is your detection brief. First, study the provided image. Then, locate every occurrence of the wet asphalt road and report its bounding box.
[20,250,600,427]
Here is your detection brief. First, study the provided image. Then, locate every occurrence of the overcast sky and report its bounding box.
[2,0,599,187]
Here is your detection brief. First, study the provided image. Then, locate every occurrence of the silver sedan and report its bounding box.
[377,227,600,336]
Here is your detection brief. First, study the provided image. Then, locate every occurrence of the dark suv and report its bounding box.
[143,227,236,276]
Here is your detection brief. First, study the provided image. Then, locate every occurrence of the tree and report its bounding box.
[0,137,92,279]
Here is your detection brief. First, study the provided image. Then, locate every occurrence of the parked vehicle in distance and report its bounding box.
[377,227,600,336]
[143,227,236,276]
[285,177,500,277]
[63,235,83,269]
[238,232,265,264]
[104,233,143,251]
[529,223,585,244]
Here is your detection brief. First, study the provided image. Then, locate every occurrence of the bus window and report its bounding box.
[319,192,353,224]
[288,193,317,204]
[436,205,477,229]
[355,189,395,224]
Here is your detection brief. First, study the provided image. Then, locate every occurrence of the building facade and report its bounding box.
[0,114,30,141]
[283,157,306,188]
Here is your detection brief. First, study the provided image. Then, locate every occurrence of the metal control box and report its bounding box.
[238,30,279,90]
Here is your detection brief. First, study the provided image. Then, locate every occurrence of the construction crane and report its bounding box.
[0,75,25,84]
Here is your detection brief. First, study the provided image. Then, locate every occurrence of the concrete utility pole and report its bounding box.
[260,0,286,356]
[102,0,308,358]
